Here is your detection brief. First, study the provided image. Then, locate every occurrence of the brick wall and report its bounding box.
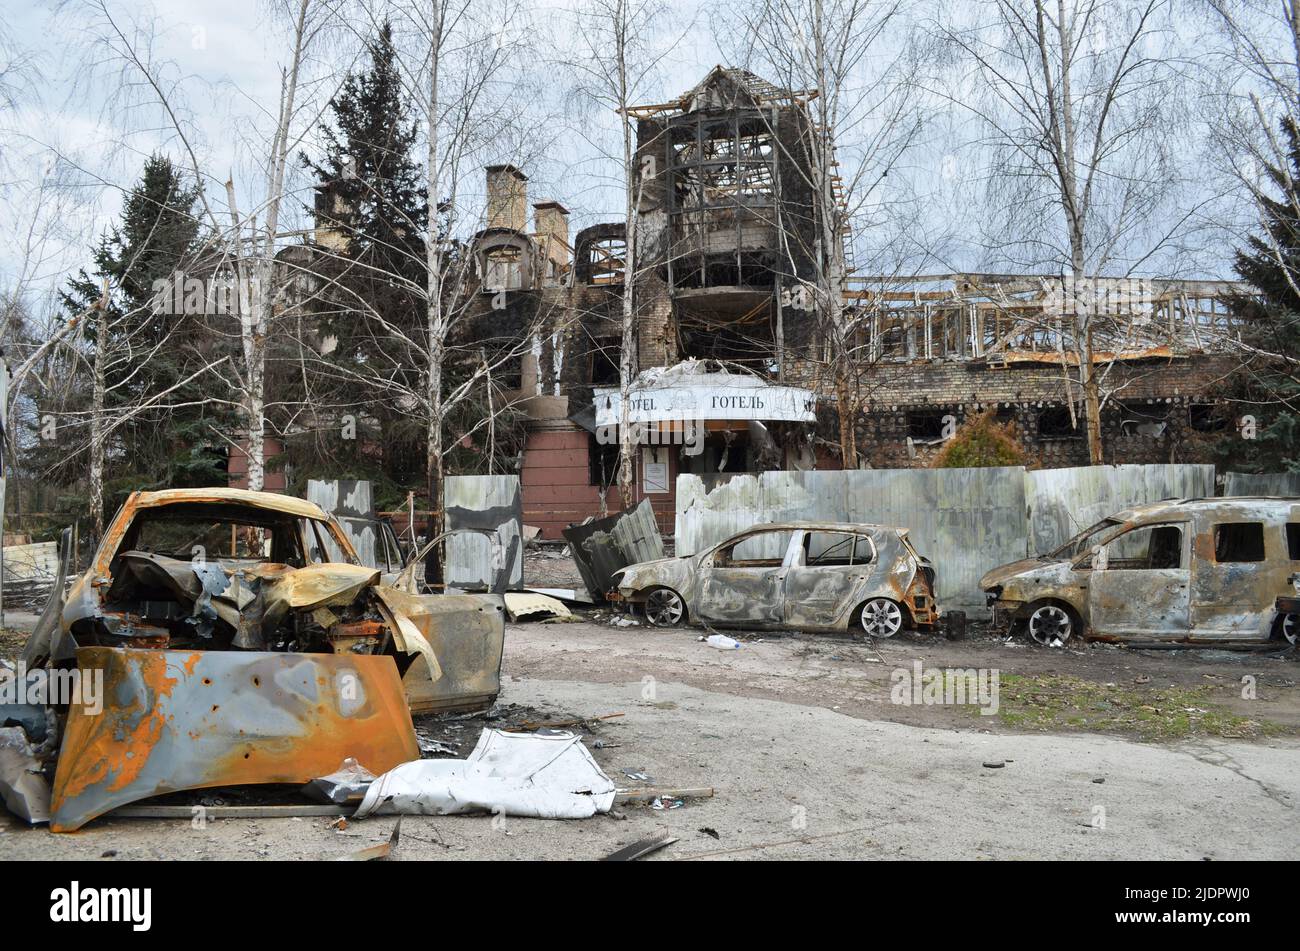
[520,428,676,539]
[840,354,1237,469]
[227,437,287,492]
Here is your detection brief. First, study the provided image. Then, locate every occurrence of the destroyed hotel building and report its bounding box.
[265,67,1248,539]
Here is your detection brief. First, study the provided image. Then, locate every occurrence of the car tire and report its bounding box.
[859,598,904,638]
[1272,613,1298,646]
[1025,601,1078,646]
[643,588,686,628]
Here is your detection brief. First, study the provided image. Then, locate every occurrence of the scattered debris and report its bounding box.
[706,633,742,650]
[335,818,402,861]
[507,712,624,732]
[524,587,594,606]
[0,725,51,823]
[614,786,715,804]
[698,827,720,839]
[982,760,1006,769]
[504,592,573,623]
[600,833,678,862]
[303,758,378,805]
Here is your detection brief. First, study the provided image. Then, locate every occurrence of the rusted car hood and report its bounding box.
[980,557,1055,590]
[50,647,419,832]
[613,556,697,595]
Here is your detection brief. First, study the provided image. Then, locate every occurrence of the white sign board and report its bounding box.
[594,375,815,428]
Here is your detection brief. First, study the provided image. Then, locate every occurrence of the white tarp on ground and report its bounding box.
[353,729,617,820]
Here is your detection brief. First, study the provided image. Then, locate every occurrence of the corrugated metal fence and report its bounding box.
[676,465,1217,612]
[1223,471,1300,497]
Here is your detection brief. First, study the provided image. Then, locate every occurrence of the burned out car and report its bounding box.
[613,522,939,637]
[18,488,505,832]
[981,498,1300,646]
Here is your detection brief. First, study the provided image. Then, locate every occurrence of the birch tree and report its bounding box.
[567,0,675,505]
[731,0,921,468]
[929,0,1193,464]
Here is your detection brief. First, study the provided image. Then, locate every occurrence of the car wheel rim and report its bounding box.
[861,599,902,637]
[1028,605,1072,645]
[1283,614,1298,646]
[644,590,683,627]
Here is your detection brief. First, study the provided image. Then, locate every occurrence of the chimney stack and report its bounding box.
[485,164,528,232]
[533,201,571,269]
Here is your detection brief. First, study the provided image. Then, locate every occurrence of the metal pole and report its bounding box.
[1,350,8,629]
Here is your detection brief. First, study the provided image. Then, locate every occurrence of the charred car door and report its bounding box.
[1189,519,1279,640]
[694,529,794,626]
[783,531,876,628]
[1088,522,1190,638]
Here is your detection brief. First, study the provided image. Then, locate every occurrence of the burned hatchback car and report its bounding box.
[613,522,939,637]
[20,488,505,832]
[981,497,1300,645]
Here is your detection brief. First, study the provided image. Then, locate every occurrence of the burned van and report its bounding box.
[981,498,1300,645]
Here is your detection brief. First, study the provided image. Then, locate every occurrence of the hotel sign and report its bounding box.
[593,380,816,428]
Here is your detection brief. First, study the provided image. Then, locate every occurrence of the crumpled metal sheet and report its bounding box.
[354,729,616,819]
[0,726,51,823]
[378,588,503,714]
[49,647,419,832]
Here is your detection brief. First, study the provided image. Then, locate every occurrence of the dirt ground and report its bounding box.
[2,549,1297,860]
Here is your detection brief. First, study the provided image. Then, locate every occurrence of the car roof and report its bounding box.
[131,488,330,521]
[731,521,908,536]
[1113,496,1300,525]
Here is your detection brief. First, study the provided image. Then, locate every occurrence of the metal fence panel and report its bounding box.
[1024,465,1216,559]
[677,464,1215,613]
[1223,471,1300,497]
[445,475,523,590]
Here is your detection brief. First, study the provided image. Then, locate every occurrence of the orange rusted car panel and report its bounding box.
[49,647,419,832]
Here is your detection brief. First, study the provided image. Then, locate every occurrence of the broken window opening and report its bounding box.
[1038,406,1081,439]
[1105,524,1183,570]
[1287,523,1300,561]
[803,532,874,567]
[588,434,620,488]
[715,530,793,567]
[1189,402,1229,433]
[589,345,619,385]
[1214,522,1266,563]
[585,237,626,285]
[1116,404,1168,438]
[907,410,949,442]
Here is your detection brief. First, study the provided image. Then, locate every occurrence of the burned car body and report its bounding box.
[613,522,939,637]
[982,497,1300,645]
[20,488,505,831]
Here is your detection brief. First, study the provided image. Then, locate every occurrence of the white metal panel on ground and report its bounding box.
[1223,471,1300,498]
[1024,465,1215,558]
[445,475,523,590]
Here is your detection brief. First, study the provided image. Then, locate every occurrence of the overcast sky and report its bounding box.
[0,0,1288,320]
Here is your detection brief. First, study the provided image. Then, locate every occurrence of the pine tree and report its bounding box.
[305,20,428,345]
[51,155,225,504]
[1220,115,1300,472]
[300,20,429,486]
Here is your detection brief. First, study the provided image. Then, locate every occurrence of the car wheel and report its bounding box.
[1026,602,1075,646]
[643,588,686,627]
[1275,613,1298,646]
[859,598,903,638]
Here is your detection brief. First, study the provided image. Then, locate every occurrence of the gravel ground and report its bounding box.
[3,610,1297,861]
